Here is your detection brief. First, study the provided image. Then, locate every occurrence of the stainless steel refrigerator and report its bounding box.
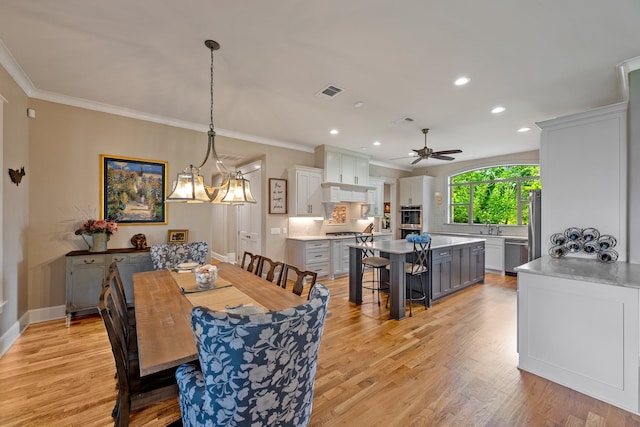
[528,189,542,261]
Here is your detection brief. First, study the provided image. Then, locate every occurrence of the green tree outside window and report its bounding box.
[449,165,541,225]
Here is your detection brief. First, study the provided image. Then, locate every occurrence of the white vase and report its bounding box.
[89,232,109,252]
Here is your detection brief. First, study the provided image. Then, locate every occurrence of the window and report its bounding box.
[449,165,541,225]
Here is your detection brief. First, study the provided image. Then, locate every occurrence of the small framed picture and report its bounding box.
[269,178,287,214]
[167,229,188,244]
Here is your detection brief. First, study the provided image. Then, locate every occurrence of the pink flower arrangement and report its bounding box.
[75,219,118,236]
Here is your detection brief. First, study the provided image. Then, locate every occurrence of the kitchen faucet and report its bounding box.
[485,221,495,235]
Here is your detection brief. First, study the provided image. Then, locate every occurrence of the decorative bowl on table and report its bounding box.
[195,264,218,289]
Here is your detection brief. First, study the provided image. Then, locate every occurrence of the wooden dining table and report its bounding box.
[133,262,304,376]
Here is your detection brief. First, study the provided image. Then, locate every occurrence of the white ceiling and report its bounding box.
[1,0,639,170]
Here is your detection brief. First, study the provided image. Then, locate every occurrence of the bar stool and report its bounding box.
[405,240,431,316]
[355,233,390,305]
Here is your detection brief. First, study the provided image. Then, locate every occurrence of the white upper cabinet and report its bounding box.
[315,145,370,186]
[288,166,324,216]
[368,177,385,216]
[537,102,627,261]
[399,176,425,206]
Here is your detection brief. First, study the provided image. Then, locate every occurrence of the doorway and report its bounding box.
[236,160,263,263]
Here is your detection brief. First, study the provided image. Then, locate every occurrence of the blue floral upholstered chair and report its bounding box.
[150,241,209,270]
[175,283,331,427]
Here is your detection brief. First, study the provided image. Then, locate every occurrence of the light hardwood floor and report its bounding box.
[2,273,640,426]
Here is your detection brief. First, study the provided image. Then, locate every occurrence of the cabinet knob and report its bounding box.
[83,259,96,264]
[113,257,125,262]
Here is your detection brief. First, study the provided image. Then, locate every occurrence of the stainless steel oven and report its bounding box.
[400,205,422,228]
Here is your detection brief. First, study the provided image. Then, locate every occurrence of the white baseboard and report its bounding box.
[211,251,232,263]
[0,318,20,357]
[0,305,65,357]
[29,305,66,323]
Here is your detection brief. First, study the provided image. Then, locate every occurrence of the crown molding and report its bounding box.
[0,40,35,96]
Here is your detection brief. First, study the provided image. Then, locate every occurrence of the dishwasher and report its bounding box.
[504,239,529,276]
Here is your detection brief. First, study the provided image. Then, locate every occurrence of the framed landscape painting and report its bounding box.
[100,155,168,224]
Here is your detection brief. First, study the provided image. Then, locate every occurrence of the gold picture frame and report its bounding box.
[100,154,168,225]
[167,229,188,244]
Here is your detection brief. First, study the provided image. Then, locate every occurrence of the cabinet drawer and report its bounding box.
[306,249,330,263]
[69,255,107,266]
[471,243,485,252]
[306,262,330,277]
[432,248,452,260]
[305,241,330,250]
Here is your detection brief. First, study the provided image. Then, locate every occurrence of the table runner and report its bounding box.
[169,270,266,312]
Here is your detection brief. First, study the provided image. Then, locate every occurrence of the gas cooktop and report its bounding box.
[325,231,362,236]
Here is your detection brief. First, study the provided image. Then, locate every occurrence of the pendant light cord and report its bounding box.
[198,41,228,178]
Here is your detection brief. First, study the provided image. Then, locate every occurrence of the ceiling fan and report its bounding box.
[399,128,463,165]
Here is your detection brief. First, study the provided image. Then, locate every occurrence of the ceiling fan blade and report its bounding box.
[432,149,462,155]
[411,156,424,165]
[430,154,455,161]
[390,155,416,160]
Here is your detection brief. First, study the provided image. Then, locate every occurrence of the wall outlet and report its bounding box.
[282,227,287,234]
[270,227,281,235]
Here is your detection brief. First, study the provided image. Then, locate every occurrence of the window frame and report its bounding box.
[448,163,540,226]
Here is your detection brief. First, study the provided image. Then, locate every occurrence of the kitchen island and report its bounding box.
[349,235,485,320]
[516,256,640,414]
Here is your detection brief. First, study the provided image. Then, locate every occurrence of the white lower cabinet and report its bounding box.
[518,269,640,413]
[331,239,350,278]
[483,237,504,273]
[285,239,331,278]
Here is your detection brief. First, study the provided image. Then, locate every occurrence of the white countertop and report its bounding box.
[430,231,528,241]
[349,235,485,254]
[515,256,640,288]
[287,231,393,241]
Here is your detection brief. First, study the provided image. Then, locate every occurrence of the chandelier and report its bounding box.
[166,40,256,204]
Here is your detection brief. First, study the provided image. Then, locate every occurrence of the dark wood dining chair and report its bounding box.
[105,262,137,349]
[281,264,318,298]
[241,251,262,275]
[257,256,285,286]
[97,285,178,427]
[355,233,390,305]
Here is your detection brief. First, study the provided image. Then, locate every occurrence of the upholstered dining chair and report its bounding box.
[355,233,390,305]
[150,241,209,270]
[175,283,331,427]
[281,264,318,298]
[257,256,285,285]
[240,250,262,274]
[98,285,178,427]
[404,239,431,316]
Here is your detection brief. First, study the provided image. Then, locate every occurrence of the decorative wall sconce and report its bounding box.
[8,167,26,186]
[434,191,442,206]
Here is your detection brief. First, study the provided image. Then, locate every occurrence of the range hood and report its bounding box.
[321,182,375,220]
[321,182,375,204]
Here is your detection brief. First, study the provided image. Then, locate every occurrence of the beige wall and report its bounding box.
[1,64,29,338]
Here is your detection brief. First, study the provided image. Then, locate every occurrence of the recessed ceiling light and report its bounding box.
[373,141,381,146]
[491,106,506,114]
[517,127,531,133]
[454,76,470,86]
[330,129,339,135]
[354,101,364,108]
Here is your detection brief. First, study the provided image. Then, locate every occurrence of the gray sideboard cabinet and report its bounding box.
[65,248,153,327]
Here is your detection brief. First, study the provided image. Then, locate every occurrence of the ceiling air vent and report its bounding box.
[392,117,415,125]
[316,84,344,99]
